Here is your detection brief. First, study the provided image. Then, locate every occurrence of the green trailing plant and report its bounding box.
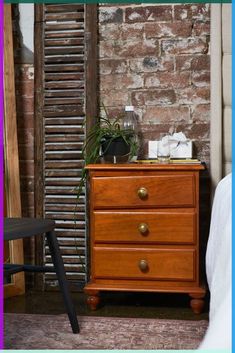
[76,107,138,200]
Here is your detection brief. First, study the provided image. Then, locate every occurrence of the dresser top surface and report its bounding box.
[86,163,205,171]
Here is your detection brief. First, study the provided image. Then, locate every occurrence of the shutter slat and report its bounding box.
[45,127,84,134]
[45,55,84,63]
[45,73,84,81]
[45,204,84,211]
[45,117,84,124]
[45,4,84,12]
[45,98,83,105]
[45,89,84,97]
[45,47,84,55]
[45,64,84,72]
[45,144,83,152]
[40,4,87,288]
[45,23,84,31]
[45,161,84,169]
[45,32,84,40]
[45,81,84,89]
[45,38,84,46]
[45,12,84,21]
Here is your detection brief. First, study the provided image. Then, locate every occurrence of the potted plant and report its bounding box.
[76,106,139,198]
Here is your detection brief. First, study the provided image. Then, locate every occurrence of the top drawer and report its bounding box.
[92,174,195,208]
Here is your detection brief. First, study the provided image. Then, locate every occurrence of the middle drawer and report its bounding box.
[93,210,196,244]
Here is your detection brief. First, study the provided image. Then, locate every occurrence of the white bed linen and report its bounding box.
[199,173,231,350]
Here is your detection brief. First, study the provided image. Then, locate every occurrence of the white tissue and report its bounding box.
[169,132,192,158]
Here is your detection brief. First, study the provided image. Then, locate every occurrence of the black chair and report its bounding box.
[4,217,79,334]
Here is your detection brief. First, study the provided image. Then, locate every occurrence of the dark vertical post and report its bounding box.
[34,4,45,290]
[85,4,98,281]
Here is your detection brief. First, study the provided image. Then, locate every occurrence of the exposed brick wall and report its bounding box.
[11,4,211,289]
[98,3,210,164]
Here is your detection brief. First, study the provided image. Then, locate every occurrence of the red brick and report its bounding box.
[174,5,192,20]
[132,89,176,106]
[130,57,174,73]
[175,56,193,71]
[144,71,190,89]
[191,4,210,20]
[192,71,210,87]
[100,90,129,107]
[125,6,172,23]
[100,23,144,42]
[191,104,210,122]
[193,21,210,36]
[100,74,143,91]
[120,23,144,41]
[177,87,210,105]
[186,122,210,139]
[162,38,208,55]
[175,4,210,21]
[145,21,192,39]
[191,55,210,71]
[100,39,159,59]
[99,7,123,24]
[103,106,126,120]
[99,24,121,41]
[193,140,210,163]
[99,59,129,75]
[143,106,190,123]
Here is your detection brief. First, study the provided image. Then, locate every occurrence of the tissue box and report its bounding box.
[148,140,192,159]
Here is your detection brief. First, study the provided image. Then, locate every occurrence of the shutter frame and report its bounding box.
[34,4,98,290]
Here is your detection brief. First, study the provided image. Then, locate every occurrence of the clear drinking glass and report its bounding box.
[157,133,171,163]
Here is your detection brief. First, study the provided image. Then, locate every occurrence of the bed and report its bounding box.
[199,173,231,349]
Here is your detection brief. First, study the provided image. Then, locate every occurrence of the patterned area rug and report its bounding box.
[4,313,208,350]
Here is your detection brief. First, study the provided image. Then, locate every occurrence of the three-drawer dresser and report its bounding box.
[84,163,206,313]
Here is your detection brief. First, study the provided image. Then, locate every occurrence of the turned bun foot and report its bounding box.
[190,298,205,314]
[87,295,100,310]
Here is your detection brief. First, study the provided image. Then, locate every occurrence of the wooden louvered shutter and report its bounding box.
[34,4,97,290]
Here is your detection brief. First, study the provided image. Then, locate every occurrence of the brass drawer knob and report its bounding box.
[137,187,148,200]
[138,223,149,235]
[138,259,149,272]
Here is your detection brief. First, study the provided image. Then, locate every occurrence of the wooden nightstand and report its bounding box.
[84,163,206,313]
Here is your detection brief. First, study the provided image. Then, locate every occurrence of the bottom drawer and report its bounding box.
[93,248,195,281]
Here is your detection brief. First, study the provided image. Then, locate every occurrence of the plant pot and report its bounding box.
[101,136,131,163]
